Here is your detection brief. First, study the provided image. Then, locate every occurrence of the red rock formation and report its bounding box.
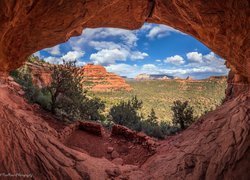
[139,91,250,179]
[26,62,52,88]
[80,63,132,91]
[0,0,249,179]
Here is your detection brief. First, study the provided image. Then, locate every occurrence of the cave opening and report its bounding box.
[11,23,229,166]
[0,1,249,179]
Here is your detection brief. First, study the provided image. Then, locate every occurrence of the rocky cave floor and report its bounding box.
[1,76,249,179]
[41,113,157,167]
[1,76,158,174]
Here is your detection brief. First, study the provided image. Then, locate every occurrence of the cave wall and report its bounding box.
[0,0,249,79]
[0,0,249,179]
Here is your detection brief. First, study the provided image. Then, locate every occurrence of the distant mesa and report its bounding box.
[79,63,132,92]
[26,62,131,92]
[135,73,174,81]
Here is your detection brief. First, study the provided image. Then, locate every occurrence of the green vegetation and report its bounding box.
[10,63,51,110]
[171,100,195,130]
[10,59,105,122]
[109,96,143,131]
[109,96,178,139]
[10,57,226,139]
[92,80,226,123]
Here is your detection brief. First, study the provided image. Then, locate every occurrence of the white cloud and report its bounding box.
[156,59,161,62]
[164,55,185,65]
[70,28,138,51]
[89,41,121,50]
[44,45,61,56]
[44,56,61,64]
[203,52,220,62]
[130,51,148,60]
[33,51,41,58]
[144,24,185,39]
[142,64,158,72]
[90,49,127,65]
[44,50,85,66]
[61,50,85,62]
[106,63,139,77]
[186,52,203,63]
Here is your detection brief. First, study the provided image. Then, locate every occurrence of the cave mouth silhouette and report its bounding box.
[34,23,229,124]
[0,1,249,179]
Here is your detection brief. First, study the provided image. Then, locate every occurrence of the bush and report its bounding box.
[171,100,195,130]
[109,97,178,139]
[81,97,105,121]
[47,60,105,121]
[109,96,142,131]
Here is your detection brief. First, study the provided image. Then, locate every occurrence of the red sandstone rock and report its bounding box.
[26,62,52,88]
[112,158,124,165]
[0,0,249,79]
[111,150,120,159]
[107,147,114,153]
[79,121,103,136]
[0,1,249,179]
[80,64,132,91]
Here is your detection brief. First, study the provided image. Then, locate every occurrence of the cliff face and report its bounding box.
[25,62,131,92]
[26,62,52,88]
[80,64,132,91]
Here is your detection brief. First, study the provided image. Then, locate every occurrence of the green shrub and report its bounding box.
[47,60,105,121]
[109,96,142,131]
[171,100,195,130]
[109,97,178,139]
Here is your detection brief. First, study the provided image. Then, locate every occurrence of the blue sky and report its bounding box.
[35,23,228,79]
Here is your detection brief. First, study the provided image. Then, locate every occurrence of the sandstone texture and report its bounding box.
[80,63,132,91]
[25,62,131,91]
[0,0,249,179]
[26,62,52,88]
[0,0,249,80]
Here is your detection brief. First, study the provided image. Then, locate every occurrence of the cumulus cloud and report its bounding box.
[89,41,121,50]
[61,50,85,62]
[130,51,148,60]
[106,63,139,77]
[90,49,127,65]
[70,28,138,50]
[186,52,203,63]
[141,64,158,72]
[44,50,85,66]
[164,55,185,65]
[44,56,61,64]
[44,45,61,56]
[142,24,185,39]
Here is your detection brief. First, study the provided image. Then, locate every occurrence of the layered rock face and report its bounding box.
[0,0,249,179]
[26,62,52,88]
[0,0,249,79]
[80,64,131,91]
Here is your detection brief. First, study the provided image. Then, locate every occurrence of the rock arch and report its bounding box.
[0,0,249,179]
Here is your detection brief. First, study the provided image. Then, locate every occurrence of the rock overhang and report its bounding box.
[0,0,249,79]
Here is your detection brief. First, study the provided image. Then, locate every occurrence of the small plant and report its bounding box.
[171,100,195,130]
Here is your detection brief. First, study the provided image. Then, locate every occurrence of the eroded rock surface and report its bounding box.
[140,91,250,179]
[0,0,249,179]
[0,0,249,79]
[80,63,132,91]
